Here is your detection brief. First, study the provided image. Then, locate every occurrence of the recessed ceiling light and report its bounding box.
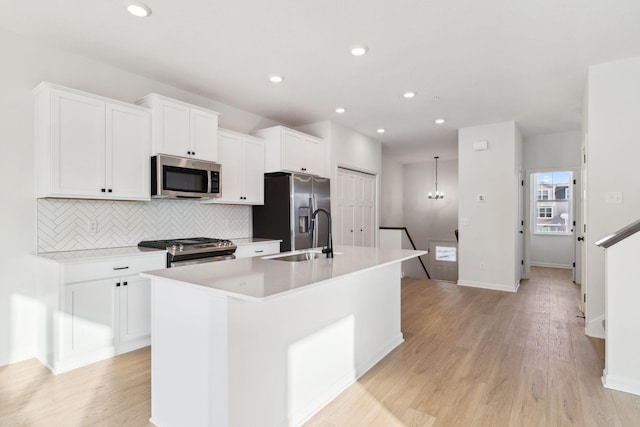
[350,46,368,56]
[126,0,152,17]
[269,75,284,83]
[435,118,445,124]
[403,91,416,99]
[377,128,386,134]
[335,107,346,114]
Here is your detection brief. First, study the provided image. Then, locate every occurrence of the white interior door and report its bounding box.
[334,167,376,247]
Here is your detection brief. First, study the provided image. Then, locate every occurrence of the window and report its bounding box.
[537,206,553,218]
[435,246,456,262]
[537,189,550,200]
[532,171,573,235]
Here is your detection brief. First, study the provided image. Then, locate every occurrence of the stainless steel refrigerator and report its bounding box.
[252,172,330,252]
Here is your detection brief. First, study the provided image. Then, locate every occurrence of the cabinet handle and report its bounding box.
[123,281,128,286]
[301,168,307,171]
[187,151,192,155]
[255,250,264,253]
[108,189,113,193]
[193,152,196,156]
[101,188,106,193]
[116,282,121,287]
[113,266,129,270]
[350,229,354,232]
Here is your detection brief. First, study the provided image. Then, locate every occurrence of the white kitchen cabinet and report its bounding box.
[34,82,150,201]
[62,278,116,361]
[252,126,325,177]
[233,240,280,258]
[137,93,220,162]
[118,274,151,344]
[203,129,264,205]
[37,250,165,374]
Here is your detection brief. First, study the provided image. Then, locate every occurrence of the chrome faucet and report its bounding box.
[311,208,333,258]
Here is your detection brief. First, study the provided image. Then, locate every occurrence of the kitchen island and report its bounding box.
[142,245,426,427]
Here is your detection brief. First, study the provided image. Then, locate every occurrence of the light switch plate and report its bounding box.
[605,192,623,204]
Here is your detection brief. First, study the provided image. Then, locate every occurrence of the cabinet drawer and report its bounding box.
[64,253,166,283]
[234,242,280,259]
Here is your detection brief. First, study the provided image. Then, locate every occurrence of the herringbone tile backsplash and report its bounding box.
[37,199,251,253]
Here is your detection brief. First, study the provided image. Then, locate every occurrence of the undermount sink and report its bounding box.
[267,250,338,262]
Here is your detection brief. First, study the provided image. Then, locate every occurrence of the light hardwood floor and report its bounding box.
[2,267,639,426]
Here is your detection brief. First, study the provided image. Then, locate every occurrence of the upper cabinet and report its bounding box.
[203,129,264,205]
[34,82,151,201]
[252,126,325,177]
[136,94,220,162]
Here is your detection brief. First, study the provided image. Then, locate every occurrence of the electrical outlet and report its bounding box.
[86,220,97,234]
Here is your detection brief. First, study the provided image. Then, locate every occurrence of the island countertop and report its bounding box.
[142,245,426,302]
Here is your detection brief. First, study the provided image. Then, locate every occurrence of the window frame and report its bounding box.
[531,170,574,236]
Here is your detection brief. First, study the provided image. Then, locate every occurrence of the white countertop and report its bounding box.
[36,246,166,263]
[35,238,280,263]
[142,245,427,302]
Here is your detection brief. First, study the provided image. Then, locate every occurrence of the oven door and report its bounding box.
[170,253,235,268]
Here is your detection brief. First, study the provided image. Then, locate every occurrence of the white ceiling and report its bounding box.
[2,0,640,163]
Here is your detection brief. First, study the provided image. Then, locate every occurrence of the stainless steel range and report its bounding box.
[138,237,237,267]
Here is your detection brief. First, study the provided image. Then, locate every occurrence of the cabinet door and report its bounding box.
[106,103,150,200]
[62,279,116,359]
[157,99,190,157]
[281,130,306,173]
[190,108,218,161]
[300,136,324,177]
[50,89,106,197]
[242,137,265,204]
[119,275,151,343]
[216,131,243,202]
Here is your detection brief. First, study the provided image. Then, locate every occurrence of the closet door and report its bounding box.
[334,167,377,247]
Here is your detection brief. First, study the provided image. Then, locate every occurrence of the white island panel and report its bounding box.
[145,245,425,427]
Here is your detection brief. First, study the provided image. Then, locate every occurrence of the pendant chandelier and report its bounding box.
[428,156,444,199]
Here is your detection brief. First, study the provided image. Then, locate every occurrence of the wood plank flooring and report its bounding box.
[1,267,639,426]
[305,267,640,426]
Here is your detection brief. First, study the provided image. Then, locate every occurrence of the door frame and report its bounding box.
[524,168,580,278]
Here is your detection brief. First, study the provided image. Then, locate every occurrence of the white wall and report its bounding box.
[380,153,404,227]
[584,56,640,338]
[402,159,458,279]
[297,121,382,245]
[523,131,581,269]
[458,122,522,292]
[0,29,279,366]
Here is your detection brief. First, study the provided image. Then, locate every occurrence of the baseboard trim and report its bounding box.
[457,280,519,293]
[602,373,640,396]
[586,314,605,339]
[530,262,573,269]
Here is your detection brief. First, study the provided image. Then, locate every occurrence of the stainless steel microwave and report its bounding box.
[151,154,221,198]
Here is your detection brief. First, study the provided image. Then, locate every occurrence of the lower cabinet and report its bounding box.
[37,251,165,374]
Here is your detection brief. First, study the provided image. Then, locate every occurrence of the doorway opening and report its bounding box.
[529,171,575,270]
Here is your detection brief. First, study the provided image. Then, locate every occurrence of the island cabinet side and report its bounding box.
[148,262,403,427]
